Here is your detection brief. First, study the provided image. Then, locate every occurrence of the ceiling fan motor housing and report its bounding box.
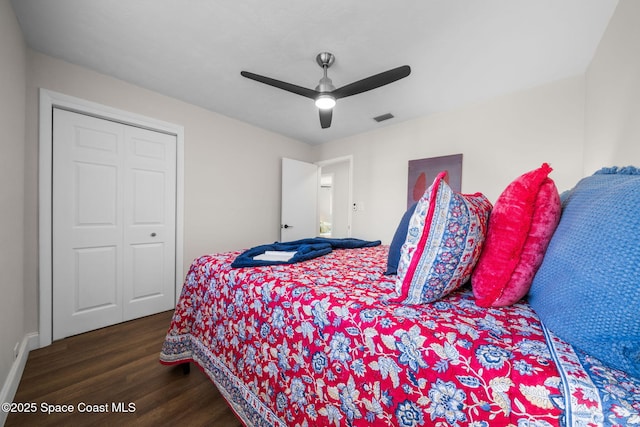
[316,76,335,93]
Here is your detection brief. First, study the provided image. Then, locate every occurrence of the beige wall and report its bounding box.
[585,0,640,174]
[22,51,314,333]
[0,0,27,395]
[313,76,586,244]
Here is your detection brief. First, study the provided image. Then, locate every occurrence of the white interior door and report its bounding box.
[53,109,123,339]
[123,125,176,320]
[281,158,318,241]
[53,109,175,340]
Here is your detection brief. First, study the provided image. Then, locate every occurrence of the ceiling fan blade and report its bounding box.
[240,71,318,99]
[332,65,411,99]
[319,108,333,129]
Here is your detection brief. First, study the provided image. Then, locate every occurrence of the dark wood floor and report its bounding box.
[6,310,243,427]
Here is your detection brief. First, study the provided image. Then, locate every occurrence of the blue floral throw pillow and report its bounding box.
[529,166,640,378]
[391,171,492,305]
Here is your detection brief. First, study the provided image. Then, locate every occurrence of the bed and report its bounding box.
[160,166,640,426]
[159,244,638,426]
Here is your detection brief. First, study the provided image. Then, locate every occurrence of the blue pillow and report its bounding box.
[529,166,640,378]
[385,203,417,275]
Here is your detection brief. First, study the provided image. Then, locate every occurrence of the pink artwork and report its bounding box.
[407,154,462,208]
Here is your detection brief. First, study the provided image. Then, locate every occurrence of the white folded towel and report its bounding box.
[253,251,297,262]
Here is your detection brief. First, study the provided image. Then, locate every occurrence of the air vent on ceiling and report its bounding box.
[373,113,394,122]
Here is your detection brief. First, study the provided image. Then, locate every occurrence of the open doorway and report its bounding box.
[318,173,334,237]
[317,156,352,238]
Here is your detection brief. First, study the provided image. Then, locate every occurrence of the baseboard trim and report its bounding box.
[0,332,38,426]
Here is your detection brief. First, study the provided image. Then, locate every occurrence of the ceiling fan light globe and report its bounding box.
[315,95,336,110]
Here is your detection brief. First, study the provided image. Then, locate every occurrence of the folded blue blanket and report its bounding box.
[231,237,381,268]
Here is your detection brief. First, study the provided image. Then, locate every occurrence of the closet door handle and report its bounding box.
[150,232,157,237]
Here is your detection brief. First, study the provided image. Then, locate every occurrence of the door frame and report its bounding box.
[38,89,185,348]
[316,155,353,237]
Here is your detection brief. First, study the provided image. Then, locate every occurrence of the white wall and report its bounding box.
[22,51,314,334]
[314,76,586,244]
[0,0,27,400]
[585,0,640,173]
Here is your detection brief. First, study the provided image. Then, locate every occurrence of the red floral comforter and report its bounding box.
[160,246,640,427]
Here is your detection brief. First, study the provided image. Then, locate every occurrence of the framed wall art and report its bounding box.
[407,153,463,208]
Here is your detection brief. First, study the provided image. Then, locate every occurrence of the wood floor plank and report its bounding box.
[5,310,243,427]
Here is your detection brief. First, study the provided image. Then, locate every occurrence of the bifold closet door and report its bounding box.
[52,108,176,340]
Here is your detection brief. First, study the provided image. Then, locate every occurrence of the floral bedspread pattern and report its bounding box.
[543,327,640,426]
[160,246,639,427]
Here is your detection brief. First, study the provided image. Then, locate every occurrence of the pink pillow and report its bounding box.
[472,163,561,307]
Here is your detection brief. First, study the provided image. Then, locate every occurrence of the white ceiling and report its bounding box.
[11,0,618,145]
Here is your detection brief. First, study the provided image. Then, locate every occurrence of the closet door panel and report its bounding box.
[123,126,176,320]
[53,109,176,339]
[53,109,124,339]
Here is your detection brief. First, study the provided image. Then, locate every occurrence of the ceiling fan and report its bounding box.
[241,52,411,129]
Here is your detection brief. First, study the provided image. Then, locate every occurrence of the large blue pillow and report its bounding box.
[385,203,417,275]
[529,166,640,378]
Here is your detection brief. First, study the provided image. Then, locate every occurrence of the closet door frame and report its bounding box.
[38,89,185,348]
